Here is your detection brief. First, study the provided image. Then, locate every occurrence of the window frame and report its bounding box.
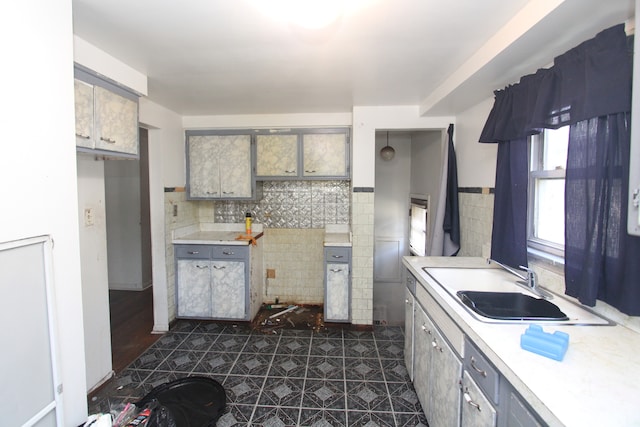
[527,130,566,260]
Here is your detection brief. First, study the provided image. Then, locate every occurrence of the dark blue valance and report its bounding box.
[479,24,632,143]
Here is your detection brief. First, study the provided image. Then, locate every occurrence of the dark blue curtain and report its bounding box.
[443,124,461,256]
[478,24,639,314]
[490,139,529,268]
[565,114,640,314]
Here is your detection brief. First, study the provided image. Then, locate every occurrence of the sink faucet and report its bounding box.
[486,259,553,299]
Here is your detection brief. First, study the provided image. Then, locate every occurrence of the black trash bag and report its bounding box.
[135,377,226,427]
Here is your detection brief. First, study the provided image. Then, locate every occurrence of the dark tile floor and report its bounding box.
[89,320,427,426]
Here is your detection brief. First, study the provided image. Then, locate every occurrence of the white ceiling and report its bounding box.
[71,0,635,116]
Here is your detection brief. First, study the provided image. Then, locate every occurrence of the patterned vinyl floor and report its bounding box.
[89,320,427,426]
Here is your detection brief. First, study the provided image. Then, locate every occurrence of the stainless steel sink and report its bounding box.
[422,266,615,326]
[456,290,569,321]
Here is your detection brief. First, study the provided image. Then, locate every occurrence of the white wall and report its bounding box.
[0,1,88,424]
[138,98,185,332]
[455,97,498,188]
[77,156,113,390]
[105,159,145,290]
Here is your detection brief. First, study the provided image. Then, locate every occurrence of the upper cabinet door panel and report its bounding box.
[94,86,138,155]
[188,135,222,198]
[219,134,252,198]
[74,79,94,148]
[256,134,298,177]
[303,133,348,177]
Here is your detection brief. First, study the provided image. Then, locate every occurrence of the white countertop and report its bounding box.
[324,224,352,247]
[172,223,264,245]
[403,256,640,427]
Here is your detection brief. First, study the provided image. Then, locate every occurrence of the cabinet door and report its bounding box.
[211,260,246,319]
[413,305,434,417]
[404,288,415,380]
[188,135,222,198]
[256,134,298,177]
[94,85,138,154]
[74,79,94,148]
[325,262,350,321]
[219,134,252,198]
[461,371,497,427]
[302,133,348,177]
[177,259,212,317]
[430,326,462,427]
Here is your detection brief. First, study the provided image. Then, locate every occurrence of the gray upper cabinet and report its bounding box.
[255,128,350,180]
[256,134,298,177]
[74,68,139,158]
[302,132,348,178]
[186,132,254,200]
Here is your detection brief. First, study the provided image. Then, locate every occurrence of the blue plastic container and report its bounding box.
[520,324,569,361]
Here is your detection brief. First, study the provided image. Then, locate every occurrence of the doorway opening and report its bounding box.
[373,129,445,326]
[105,128,158,372]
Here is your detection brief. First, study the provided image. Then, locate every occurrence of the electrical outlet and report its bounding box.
[84,208,94,226]
[266,269,276,279]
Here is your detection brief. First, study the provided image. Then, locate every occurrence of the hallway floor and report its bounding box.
[89,320,427,426]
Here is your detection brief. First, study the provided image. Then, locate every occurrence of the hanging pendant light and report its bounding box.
[380,131,395,161]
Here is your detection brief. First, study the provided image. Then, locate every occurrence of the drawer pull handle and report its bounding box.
[100,136,116,144]
[222,251,235,255]
[305,169,317,173]
[284,170,296,174]
[405,299,410,304]
[332,255,344,258]
[213,265,226,270]
[330,268,343,273]
[222,191,235,195]
[421,324,431,335]
[196,265,209,269]
[431,339,443,353]
[76,133,91,139]
[187,251,199,255]
[470,357,487,377]
[463,389,481,411]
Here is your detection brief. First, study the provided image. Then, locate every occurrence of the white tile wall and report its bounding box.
[351,192,375,325]
[458,192,494,257]
[262,228,325,304]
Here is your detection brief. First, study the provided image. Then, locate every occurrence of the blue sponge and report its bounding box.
[520,324,569,361]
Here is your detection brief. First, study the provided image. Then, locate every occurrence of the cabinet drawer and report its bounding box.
[324,247,351,262]
[465,339,500,405]
[175,245,211,259]
[211,245,248,260]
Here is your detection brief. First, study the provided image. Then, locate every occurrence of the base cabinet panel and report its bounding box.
[461,371,497,427]
[175,244,250,320]
[324,247,351,323]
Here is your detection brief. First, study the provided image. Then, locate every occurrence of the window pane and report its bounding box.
[542,127,569,170]
[535,178,565,245]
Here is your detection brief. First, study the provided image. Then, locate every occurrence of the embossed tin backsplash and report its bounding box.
[214,181,350,228]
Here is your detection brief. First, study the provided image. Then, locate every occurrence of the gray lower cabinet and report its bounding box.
[404,287,415,381]
[175,244,249,320]
[461,371,497,427]
[413,303,462,427]
[464,338,544,427]
[324,246,351,322]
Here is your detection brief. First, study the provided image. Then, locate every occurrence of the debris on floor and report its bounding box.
[252,303,324,334]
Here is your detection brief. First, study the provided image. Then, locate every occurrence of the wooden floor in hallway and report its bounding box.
[109,286,160,374]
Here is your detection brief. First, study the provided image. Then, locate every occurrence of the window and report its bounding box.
[528,126,569,259]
